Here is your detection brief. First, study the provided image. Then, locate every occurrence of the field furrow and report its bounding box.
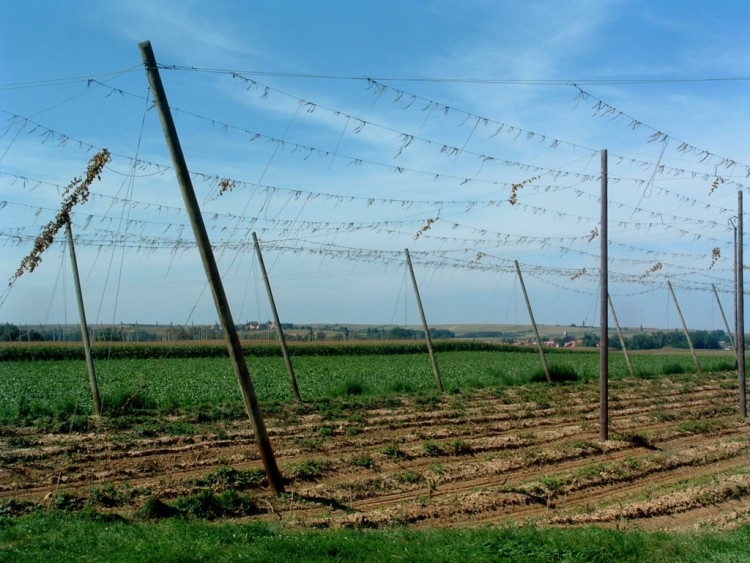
[2,364,748,531]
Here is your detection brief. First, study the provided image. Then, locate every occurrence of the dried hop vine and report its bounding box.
[468,252,485,267]
[414,217,436,240]
[709,247,721,269]
[12,149,111,282]
[508,175,539,206]
[709,176,725,195]
[217,177,239,197]
[640,262,662,280]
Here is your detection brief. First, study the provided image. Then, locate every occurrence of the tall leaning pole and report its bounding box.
[514,260,551,383]
[138,41,284,494]
[253,232,301,402]
[600,149,609,442]
[66,220,102,418]
[405,249,444,393]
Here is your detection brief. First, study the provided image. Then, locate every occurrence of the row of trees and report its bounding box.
[526,329,728,351]
[0,323,168,343]
[598,329,728,350]
[0,323,45,342]
[0,322,728,349]
[0,322,456,343]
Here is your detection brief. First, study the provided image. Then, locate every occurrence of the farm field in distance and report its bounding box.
[1,343,749,558]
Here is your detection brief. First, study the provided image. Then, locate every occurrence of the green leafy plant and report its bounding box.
[51,492,83,511]
[172,490,256,520]
[422,440,444,456]
[380,443,408,459]
[191,466,265,490]
[448,439,472,456]
[349,455,375,469]
[530,364,579,384]
[290,459,332,481]
[395,470,421,484]
[87,483,129,508]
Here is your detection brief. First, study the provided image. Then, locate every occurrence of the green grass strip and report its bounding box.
[1,511,749,562]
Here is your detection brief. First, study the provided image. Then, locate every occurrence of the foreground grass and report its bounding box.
[1,512,749,562]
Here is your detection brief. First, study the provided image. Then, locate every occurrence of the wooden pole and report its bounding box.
[738,191,747,417]
[139,40,284,494]
[252,232,301,402]
[514,260,551,383]
[66,221,102,418]
[667,281,702,376]
[600,149,609,441]
[607,294,635,379]
[712,283,736,362]
[404,249,444,393]
[732,218,739,369]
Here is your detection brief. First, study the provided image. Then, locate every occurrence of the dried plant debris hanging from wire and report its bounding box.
[468,252,485,267]
[414,217,436,240]
[640,262,662,280]
[709,176,725,195]
[216,177,239,198]
[709,247,721,269]
[508,176,540,205]
[570,268,586,281]
[12,149,110,282]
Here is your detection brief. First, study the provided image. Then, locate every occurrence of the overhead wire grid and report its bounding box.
[0,63,744,326]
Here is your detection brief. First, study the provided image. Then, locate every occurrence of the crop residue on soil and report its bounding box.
[1,372,749,530]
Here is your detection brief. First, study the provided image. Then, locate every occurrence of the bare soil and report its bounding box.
[2,372,749,531]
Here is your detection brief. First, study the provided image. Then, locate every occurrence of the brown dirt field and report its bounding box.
[1,372,749,531]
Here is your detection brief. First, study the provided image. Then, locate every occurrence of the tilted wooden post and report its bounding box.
[514,260,551,383]
[732,218,739,368]
[405,249,444,393]
[66,220,102,418]
[253,232,301,402]
[608,294,635,379]
[712,283,737,363]
[139,40,284,494]
[667,281,702,376]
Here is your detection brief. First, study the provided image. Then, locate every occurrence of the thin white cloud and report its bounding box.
[423,0,619,80]
[107,0,265,64]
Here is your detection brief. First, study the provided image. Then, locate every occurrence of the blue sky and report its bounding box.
[2,0,750,330]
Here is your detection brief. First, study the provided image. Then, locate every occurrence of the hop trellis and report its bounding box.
[0,61,744,321]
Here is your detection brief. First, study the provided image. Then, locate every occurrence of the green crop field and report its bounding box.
[0,345,736,425]
[1,343,747,561]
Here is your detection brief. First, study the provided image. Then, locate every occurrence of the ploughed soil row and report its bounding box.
[1,372,748,531]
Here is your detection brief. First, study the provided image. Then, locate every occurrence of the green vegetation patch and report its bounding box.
[188,466,266,490]
[0,349,737,426]
[2,512,749,562]
[171,490,257,520]
[0,339,503,362]
[530,363,580,384]
[288,459,333,481]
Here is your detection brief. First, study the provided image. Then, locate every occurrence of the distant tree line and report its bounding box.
[0,322,455,343]
[1,321,729,349]
[1,323,60,342]
[581,329,729,350]
[362,326,454,340]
